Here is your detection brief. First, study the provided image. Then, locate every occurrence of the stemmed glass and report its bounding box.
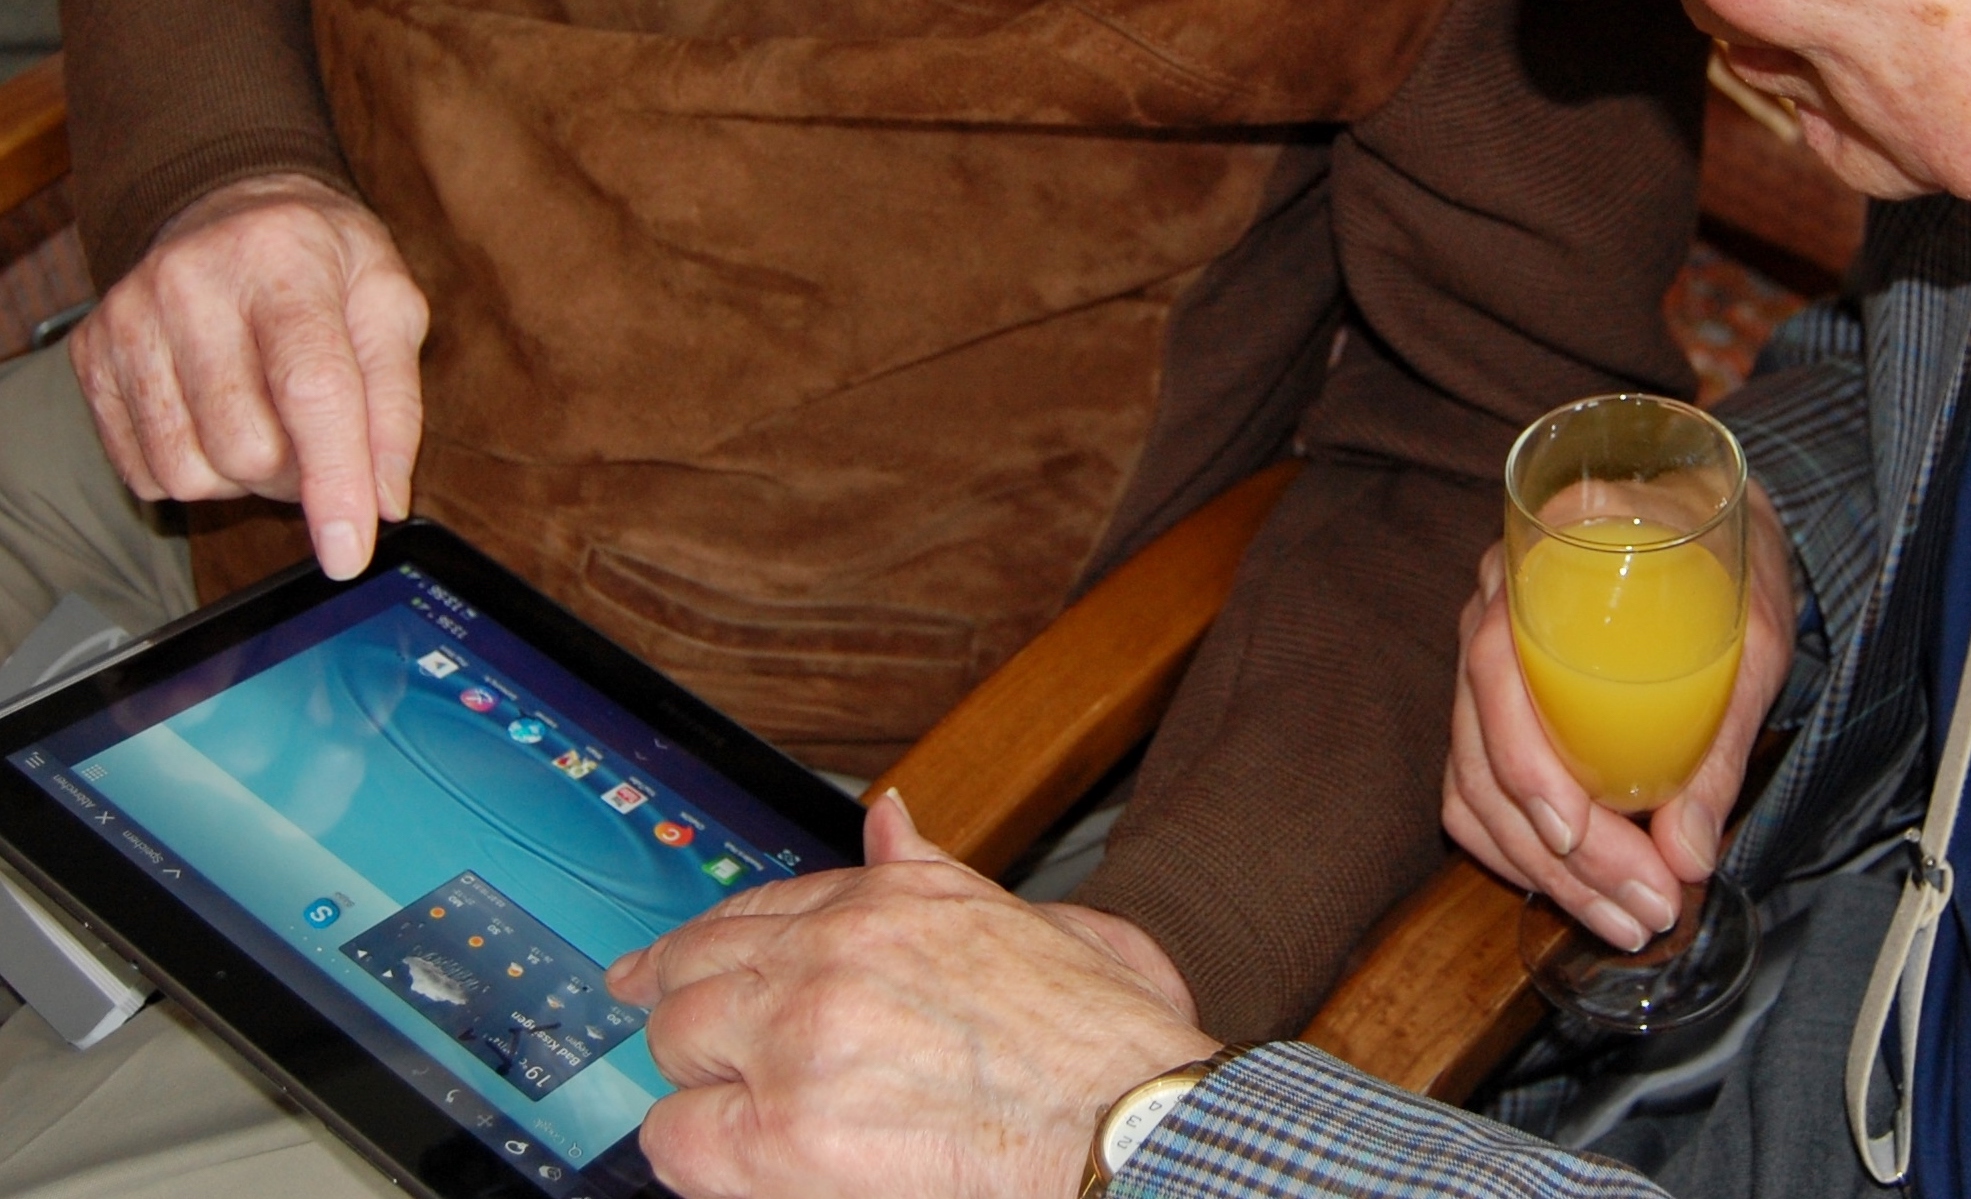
[1506,394,1758,1032]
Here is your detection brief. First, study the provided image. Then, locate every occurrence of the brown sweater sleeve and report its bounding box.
[60,0,356,291]
[1071,0,1708,1041]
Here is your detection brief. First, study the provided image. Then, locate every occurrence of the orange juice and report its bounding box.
[1510,518,1743,811]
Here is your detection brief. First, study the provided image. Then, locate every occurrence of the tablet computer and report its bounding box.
[0,520,867,1199]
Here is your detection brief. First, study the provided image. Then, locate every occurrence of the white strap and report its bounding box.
[1846,644,1971,1183]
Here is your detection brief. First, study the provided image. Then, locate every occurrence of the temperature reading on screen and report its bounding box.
[342,872,647,1100]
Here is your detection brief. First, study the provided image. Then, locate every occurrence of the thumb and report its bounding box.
[863,787,950,865]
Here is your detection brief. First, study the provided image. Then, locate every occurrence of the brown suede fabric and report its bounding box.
[293,0,1456,773]
[310,0,1450,127]
[1072,0,1707,1040]
[61,0,1456,292]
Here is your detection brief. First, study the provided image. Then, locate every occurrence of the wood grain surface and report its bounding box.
[0,55,66,221]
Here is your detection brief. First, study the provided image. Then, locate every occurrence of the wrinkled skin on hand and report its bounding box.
[69,173,430,580]
[1441,481,1798,950]
[605,793,1220,1199]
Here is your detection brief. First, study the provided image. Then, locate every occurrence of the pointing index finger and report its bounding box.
[604,869,865,1007]
[249,264,378,579]
[344,265,428,523]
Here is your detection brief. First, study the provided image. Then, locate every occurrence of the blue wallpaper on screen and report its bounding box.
[77,603,790,1163]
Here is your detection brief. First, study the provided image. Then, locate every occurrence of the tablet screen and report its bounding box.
[5,557,854,1198]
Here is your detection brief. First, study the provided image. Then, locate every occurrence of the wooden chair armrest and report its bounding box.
[1300,854,1549,1105]
[0,54,67,218]
[865,461,1301,876]
[1305,726,1791,1108]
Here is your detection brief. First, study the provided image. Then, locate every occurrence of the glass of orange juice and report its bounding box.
[1506,394,1758,1032]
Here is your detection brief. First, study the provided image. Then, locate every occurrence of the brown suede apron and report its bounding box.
[251,0,1445,774]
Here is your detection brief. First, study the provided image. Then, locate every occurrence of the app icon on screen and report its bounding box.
[600,782,648,814]
[702,855,746,886]
[507,717,545,744]
[654,821,694,847]
[552,750,598,780]
[304,898,342,929]
[459,687,498,713]
[416,650,459,679]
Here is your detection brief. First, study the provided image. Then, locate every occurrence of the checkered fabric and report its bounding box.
[1112,1042,1667,1198]
[1715,195,1971,895]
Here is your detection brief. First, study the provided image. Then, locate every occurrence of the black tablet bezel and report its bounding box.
[0,519,868,1199]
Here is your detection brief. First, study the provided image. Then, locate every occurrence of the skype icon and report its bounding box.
[304,898,343,929]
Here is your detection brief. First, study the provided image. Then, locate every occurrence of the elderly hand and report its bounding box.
[1441,480,1797,949]
[69,173,430,580]
[605,791,1220,1199]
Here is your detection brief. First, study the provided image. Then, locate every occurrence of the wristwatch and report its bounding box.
[1078,1044,1252,1199]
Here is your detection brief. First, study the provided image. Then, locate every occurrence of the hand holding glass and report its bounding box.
[1506,395,1757,1031]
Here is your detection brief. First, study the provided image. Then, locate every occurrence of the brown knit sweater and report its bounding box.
[56,0,1705,1041]
[60,0,353,291]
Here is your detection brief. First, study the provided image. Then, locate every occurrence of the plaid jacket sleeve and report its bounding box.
[1109,1042,1669,1198]
[1710,302,1877,731]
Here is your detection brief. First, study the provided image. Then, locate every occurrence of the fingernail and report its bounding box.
[1583,899,1650,953]
[1527,797,1575,857]
[1617,880,1678,934]
[377,454,413,522]
[882,786,917,830]
[1678,804,1720,874]
[605,948,642,987]
[316,521,363,580]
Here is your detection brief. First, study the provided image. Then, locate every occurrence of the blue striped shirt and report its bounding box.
[1112,1043,1668,1197]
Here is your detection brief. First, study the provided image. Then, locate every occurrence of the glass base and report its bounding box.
[1520,875,1759,1033]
